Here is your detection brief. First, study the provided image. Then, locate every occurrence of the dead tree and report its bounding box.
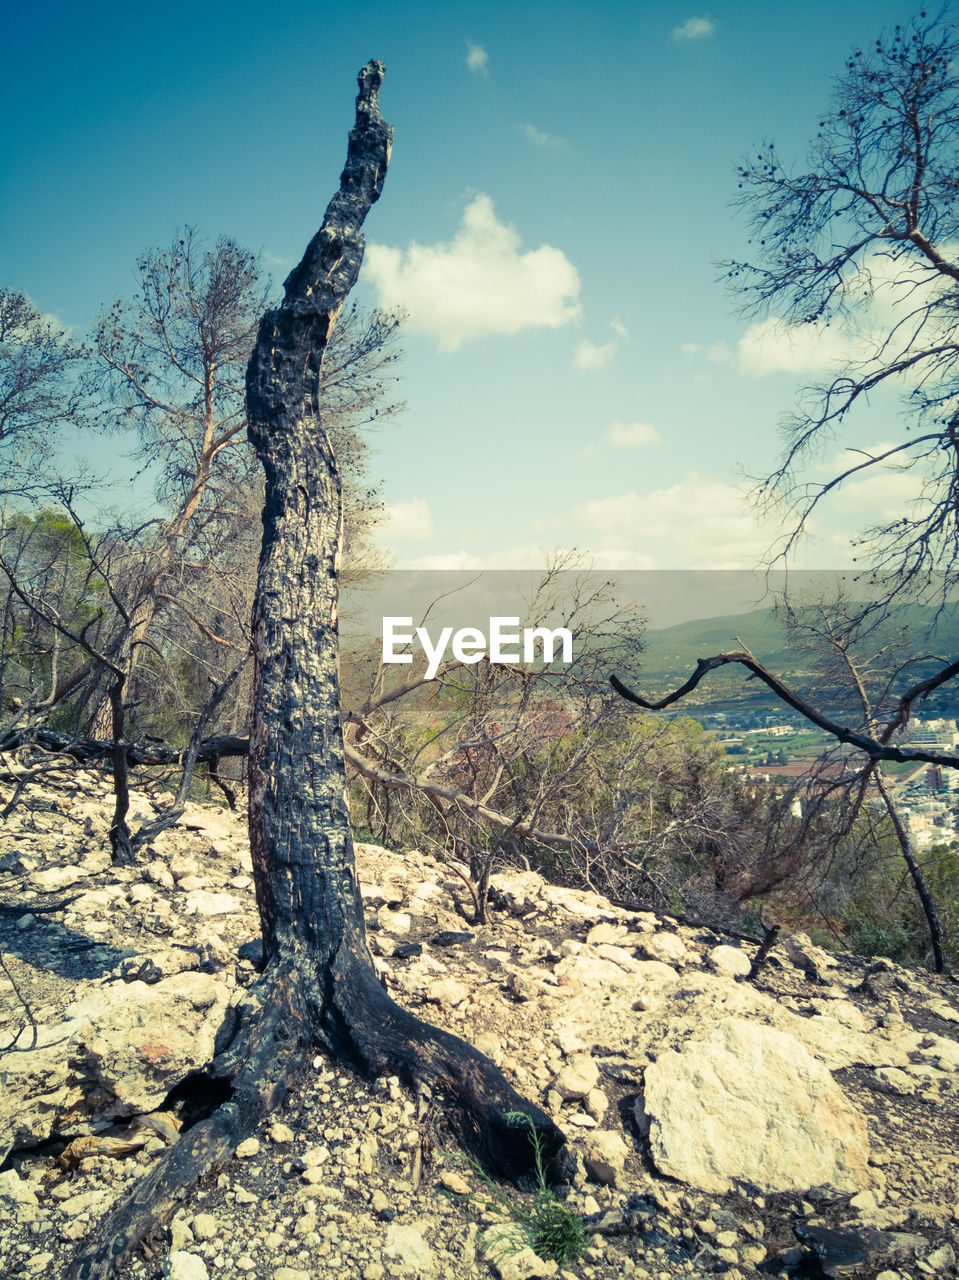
[68,62,564,1280]
[611,649,956,973]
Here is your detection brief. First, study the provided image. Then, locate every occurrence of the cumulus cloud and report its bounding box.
[364,195,581,351]
[378,499,435,542]
[813,443,929,518]
[736,318,856,377]
[466,43,489,76]
[673,16,715,40]
[522,123,566,150]
[714,248,959,380]
[406,545,557,570]
[572,474,774,569]
[610,318,629,340]
[606,421,661,447]
[573,339,617,371]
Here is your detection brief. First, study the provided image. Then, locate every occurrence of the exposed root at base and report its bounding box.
[67,950,569,1278]
[66,962,309,1280]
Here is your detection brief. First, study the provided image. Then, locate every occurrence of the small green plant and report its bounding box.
[459,1111,587,1266]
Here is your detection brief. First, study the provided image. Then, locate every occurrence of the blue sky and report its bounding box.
[2,0,924,574]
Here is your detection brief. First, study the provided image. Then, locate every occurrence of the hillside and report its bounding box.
[638,605,959,723]
[1,775,958,1280]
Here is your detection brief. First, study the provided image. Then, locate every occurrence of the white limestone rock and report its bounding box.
[182,890,241,916]
[641,932,688,966]
[0,971,232,1146]
[583,1129,631,1185]
[163,1253,210,1280]
[383,1221,436,1275]
[706,944,752,978]
[640,1017,872,1194]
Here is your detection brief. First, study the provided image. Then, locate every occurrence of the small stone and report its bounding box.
[183,890,240,916]
[481,1223,558,1279]
[425,978,470,1007]
[269,1122,295,1148]
[235,1137,260,1158]
[507,971,539,1002]
[377,907,412,935]
[554,1054,600,1100]
[163,1252,210,1280]
[585,922,629,946]
[474,1032,504,1065]
[0,1170,38,1204]
[371,1188,390,1214]
[170,1217,193,1250]
[60,1190,109,1218]
[850,1190,878,1214]
[706,944,751,978]
[190,1213,217,1240]
[383,1221,436,1275]
[585,1088,609,1120]
[925,1244,956,1271]
[641,932,687,965]
[439,1170,471,1195]
[583,1130,630,1185]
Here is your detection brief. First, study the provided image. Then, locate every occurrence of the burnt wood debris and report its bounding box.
[66,62,566,1280]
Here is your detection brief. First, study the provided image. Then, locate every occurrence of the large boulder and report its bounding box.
[638,1018,872,1195]
[0,971,232,1147]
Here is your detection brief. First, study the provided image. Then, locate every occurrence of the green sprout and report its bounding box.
[455,1111,587,1267]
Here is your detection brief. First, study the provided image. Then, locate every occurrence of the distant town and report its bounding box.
[697,711,959,851]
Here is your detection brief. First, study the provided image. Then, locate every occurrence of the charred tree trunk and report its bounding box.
[68,62,565,1280]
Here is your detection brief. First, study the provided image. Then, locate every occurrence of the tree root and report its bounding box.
[325,941,568,1184]
[66,960,309,1280]
[68,952,568,1278]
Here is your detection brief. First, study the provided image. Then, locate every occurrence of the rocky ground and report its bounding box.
[0,771,958,1280]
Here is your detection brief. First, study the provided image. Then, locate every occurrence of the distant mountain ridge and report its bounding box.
[634,604,959,721]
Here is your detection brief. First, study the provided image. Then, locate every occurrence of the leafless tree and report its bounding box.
[0,287,90,493]
[727,11,959,613]
[612,591,956,970]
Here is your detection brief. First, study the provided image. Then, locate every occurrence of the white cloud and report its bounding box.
[838,467,928,517]
[705,341,734,365]
[522,123,566,150]
[466,43,489,76]
[813,443,929,517]
[673,16,715,40]
[610,318,629,340]
[573,339,617,371]
[572,474,775,569]
[364,195,581,351]
[736,318,856,377]
[406,545,555,570]
[606,421,661,447]
[378,499,435,542]
[715,247,959,381]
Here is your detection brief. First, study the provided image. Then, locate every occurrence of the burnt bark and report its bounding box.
[68,62,564,1280]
